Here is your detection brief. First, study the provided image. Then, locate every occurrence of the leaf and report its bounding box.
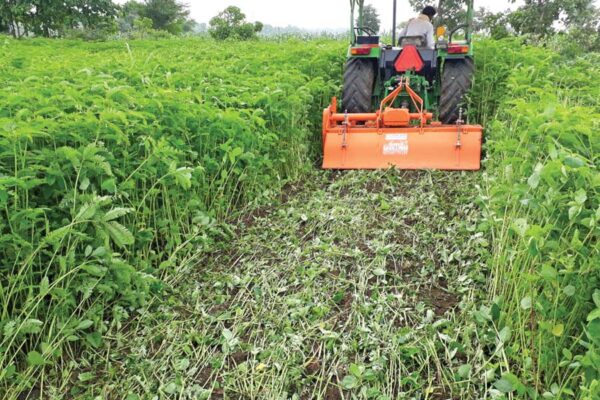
[593,289,600,308]
[174,358,190,371]
[27,351,45,366]
[1,364,16,380]
[574,189,587,205]
[587,308,600,322]
[21,319,43,335]
[502,373,526,394]
[494,373,525,394]
[373,268,386,276]
[494,378,514,393]
[498,326,511,343]
[340,374,360,389]
[222,329,234,341]
[103,207,133,222]
[527,165,542,189]
[568,206,581,221]
[349,363,364,378]
[39,276,49,295]
[458,363,472,378]
[587,319,600,340]
[101,178,117,193]
[552,324,564,337]
[563,285,575,297]
[82,264,107,277]
[520,296,532,310]
[540,264,557,281]
[491,303,501,321]
[75,202,97,221]
[104,221,135,248]
[228,147,243,163]
[79,177,90,191]
[85,332,102,348]
[45,225,71,245]
[163,382,178,395]
[173,167,192,190]
[78,372,94,382]
[512,218,528,237]
[564,156,584,168]
[92,247,107,257]
[76,320,94,331]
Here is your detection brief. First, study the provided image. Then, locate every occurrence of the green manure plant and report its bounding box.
[0,37,344,395]
[474,39,600,398]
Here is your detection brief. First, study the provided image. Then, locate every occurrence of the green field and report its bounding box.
[0,37,598,399]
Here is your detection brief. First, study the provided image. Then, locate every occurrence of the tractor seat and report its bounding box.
[398,36,426,48]
[357,35,380,45]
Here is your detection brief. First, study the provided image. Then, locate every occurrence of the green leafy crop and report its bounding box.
[0,37,344,394]
[473,38,599,398]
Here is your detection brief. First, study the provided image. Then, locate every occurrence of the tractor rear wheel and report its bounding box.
[342,58,376,113]
[439,58,475,124]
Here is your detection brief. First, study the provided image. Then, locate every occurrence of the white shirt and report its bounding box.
[399,14,435,49]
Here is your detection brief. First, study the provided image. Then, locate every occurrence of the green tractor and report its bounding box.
[344,0,476,124]
[321,0,482,170]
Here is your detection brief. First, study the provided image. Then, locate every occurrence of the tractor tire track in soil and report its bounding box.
[87,170,489,399]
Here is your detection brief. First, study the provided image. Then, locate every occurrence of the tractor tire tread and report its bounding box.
[342,58,376,114]
[439,57,475,124]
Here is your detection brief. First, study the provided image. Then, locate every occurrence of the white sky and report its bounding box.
[114,0,600,31]
[183,0,523,30]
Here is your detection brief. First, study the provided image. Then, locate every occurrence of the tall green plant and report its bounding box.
[0,37,344,397]
[475,39,599,398]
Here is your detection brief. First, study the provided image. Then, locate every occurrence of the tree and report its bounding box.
[182,18,197,33]
[409,0,467,31]
[139,0,189,34]
[118,1,145,32]
[119,0,196,35]
[357,4,381,33]
[72,0,119,31]
[473,7,511,39]
[0,0,118,38]
[197,22,208,33]
[133,16,153,37]
[208,6,263,41]
[508,0,598,38]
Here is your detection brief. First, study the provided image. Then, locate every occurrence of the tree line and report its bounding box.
[1,0,599,49]
[0,1,266,40]
[0,0,196,38]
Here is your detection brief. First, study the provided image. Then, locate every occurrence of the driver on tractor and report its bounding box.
[398,6,437,49]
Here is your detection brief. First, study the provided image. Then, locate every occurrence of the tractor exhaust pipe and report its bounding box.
[392,0,397,46]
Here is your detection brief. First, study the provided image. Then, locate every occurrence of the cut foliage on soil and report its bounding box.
[60,170,492,399]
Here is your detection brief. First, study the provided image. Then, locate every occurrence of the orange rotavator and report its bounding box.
[322,0,483,170]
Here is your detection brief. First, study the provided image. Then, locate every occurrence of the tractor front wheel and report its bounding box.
[439,58,475,124]
[342,58,376,114]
